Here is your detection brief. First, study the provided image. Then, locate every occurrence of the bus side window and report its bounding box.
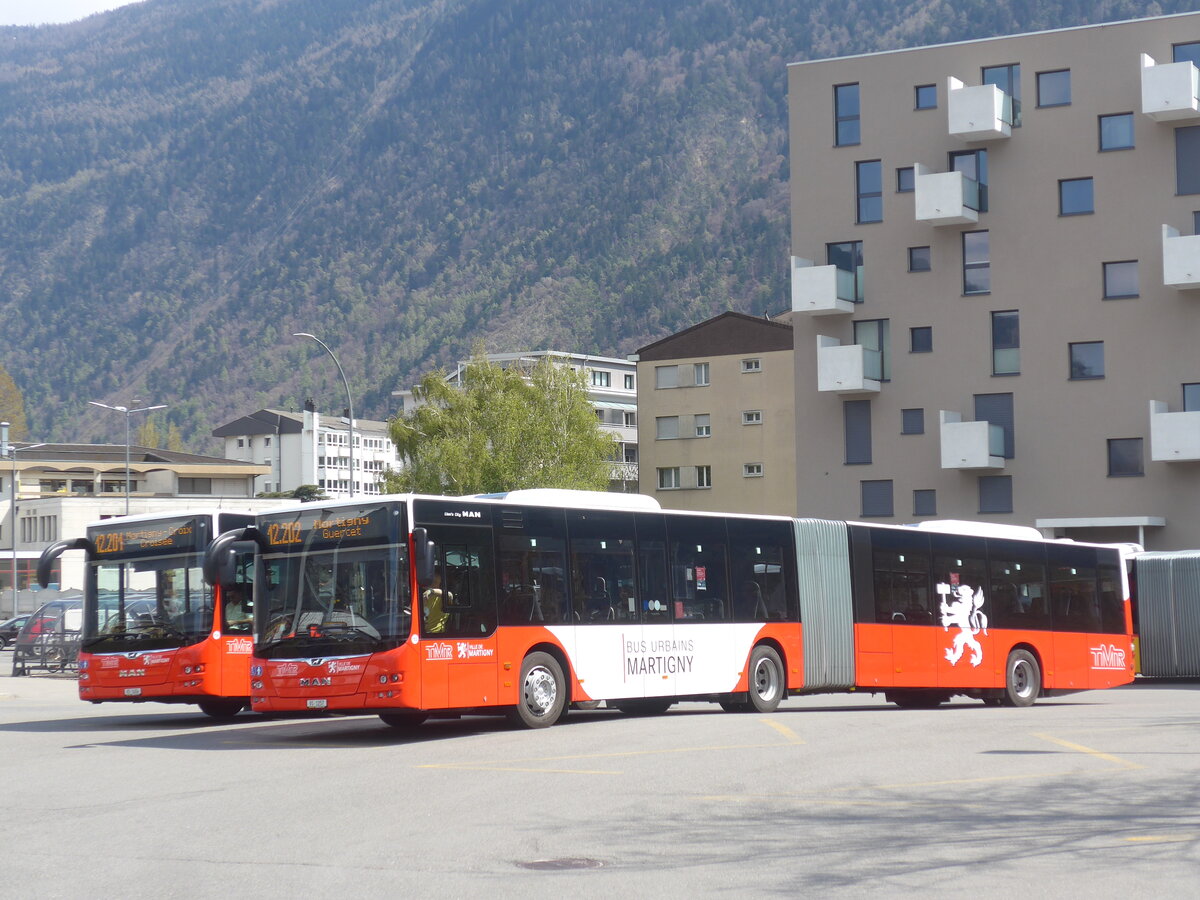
[425,533,496,638]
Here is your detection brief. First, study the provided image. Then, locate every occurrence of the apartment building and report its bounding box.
[213,403,400,498]
[634,312,795,515]
[788,12,1200,549]
[393,350,640,492]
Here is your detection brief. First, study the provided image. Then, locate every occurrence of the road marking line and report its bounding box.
[760,718,805,744]
[417,764,622,775]
[1032,733,1145,770]
[1123,835,1192,844]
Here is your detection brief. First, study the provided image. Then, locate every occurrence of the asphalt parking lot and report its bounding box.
[1,671,1197,898]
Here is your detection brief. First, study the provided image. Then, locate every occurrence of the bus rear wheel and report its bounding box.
[747,645,784,713]
[197,699,245,719]
[1003,649,1041,707]
[380,711,429,729]
[886,690,946,709]
[613,698,673,716]
[510,652,566,728]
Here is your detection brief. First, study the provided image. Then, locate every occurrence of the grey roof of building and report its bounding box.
[10,443,259,467]
[635,311,793,362]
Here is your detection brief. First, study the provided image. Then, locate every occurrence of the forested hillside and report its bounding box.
[0,0,1188,448]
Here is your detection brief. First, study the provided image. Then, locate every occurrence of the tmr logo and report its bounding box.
[1090,643,1127,670]
[425,642,453,661]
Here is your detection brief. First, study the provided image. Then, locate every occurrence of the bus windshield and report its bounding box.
[85,553,212,652]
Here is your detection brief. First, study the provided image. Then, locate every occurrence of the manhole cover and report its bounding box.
[516,858,605,871]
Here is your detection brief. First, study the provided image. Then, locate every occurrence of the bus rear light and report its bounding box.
[252,681,263,690]
[183,666,192,674]
[391,674,401,683]
[378,675,387,684]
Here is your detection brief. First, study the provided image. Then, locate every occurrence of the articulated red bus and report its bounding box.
[38,510,256,718]
[203,490,1134,728]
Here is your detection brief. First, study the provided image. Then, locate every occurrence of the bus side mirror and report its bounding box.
[36,538,91,589]
[413,527,436,588]
[204,528,264,586]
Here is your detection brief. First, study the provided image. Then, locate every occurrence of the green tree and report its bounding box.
[383,352,617,495]
[256,484,329,502]
[0,364,29,440]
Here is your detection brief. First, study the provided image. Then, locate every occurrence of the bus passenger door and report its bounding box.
[419,532,499,710]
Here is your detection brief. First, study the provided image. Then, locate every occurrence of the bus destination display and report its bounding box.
[91,517,203,556]
[262,505,395,549]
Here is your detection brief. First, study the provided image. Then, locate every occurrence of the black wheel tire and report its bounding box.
[1003,649,1041,708]
[197,699,246,720]
[571,700,603,710]
[379,711,429,729]
[747,645,784,713]
[887,691,946,709]
[981,695,1004,707]
[719,696,749,713]
[613,698,674,716]
[510,652,567,728]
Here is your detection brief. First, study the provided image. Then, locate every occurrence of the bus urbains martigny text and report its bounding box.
[38,510,256,718]
[202,490,1134,728]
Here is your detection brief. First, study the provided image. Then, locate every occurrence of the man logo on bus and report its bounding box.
[937,582,988,667]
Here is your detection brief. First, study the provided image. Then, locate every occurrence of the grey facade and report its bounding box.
[788,13,1200,550]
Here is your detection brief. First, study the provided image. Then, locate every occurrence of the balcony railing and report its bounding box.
[1149,400,1200,461]
[816,336,880,395]
[939,412,1005,470]
[914,165,980,226]
[1162,225,1200,289]
[1140,53,1200,122]
[790,257,856,316]
[947,77,1013,142]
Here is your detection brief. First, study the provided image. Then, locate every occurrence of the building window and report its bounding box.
[1098,113,1134,151]
[179,477,212,495]
[696,466,712,489]
[963,231,990,294]
[861,480,894,517]
[915,83,937,110]
[828,241,864,302]
[1108,439,1144,477]
[38,479,66,494]
[741,358,762,373]
[991,310,1020,376]
[975,393,1014,459]
[854,319,890,382]
[1173,42,1200,66]
[236,438,244,448]
[913,489,937,517]
[1177,126,1200,195]
[1103,261,1138,299]
[624,373,635,390]
[910,326,932,353]
[901,408,924,435]
[693,362,710,386]
[844,399,872,465]
[654,365,678,389]
[896,166,914,192]
[1069,342,1105,380]
[856,160,883,223]
[1184,383,1200,412]
[982,63,1021,126]
[655,417,679,440]
[1059,177,1094,215]
[694,414,711,438]
[657,467,680,490]
[590,370,611,387]
[834,83,860,146]
[978,475,1013,513]
[264,436,271,447]
[950,148,988,212]
[1036,69,1070,107]
[743,463,763,478]
[742,410,762,425]
[908,246,931,272]
[623,411,637,427]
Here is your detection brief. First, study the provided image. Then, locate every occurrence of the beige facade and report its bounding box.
[635,312,796,515]
[788,13,1200,550]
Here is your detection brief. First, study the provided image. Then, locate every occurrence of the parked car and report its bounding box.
[12,599,82,675]
[0,614,30,649]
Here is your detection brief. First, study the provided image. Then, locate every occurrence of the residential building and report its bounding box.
[0,442,276,600]
[634,312,795,515]
[213,403,401,498]
[788,12,1200,549]
[393,351,639,491]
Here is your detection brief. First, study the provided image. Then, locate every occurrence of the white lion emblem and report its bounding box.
[938,583,988,667]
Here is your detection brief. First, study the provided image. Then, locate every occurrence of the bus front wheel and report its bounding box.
[1003,649,1041,708]
[511,652,566,728]
[747,645,784,713]
[197,699,245,720]
[380,711,429,729]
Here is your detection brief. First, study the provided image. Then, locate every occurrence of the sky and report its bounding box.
[0,0,146,26]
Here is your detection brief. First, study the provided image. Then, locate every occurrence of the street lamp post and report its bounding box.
[88,401,168,514]
[1,422,15,618]
[294,333,356,498]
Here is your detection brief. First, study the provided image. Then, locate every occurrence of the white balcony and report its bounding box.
[947,76,1012,142]
[939,411,1005,470]
[791,257,856,316]
[816,336,880,395]
[913,165,980,226]
[1140,53,1200,122]
[1162,225,1200,289]
[1150,400,1200,461]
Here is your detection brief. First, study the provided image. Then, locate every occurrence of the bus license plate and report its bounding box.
[306,698,327,709]
[124,688,142,697]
